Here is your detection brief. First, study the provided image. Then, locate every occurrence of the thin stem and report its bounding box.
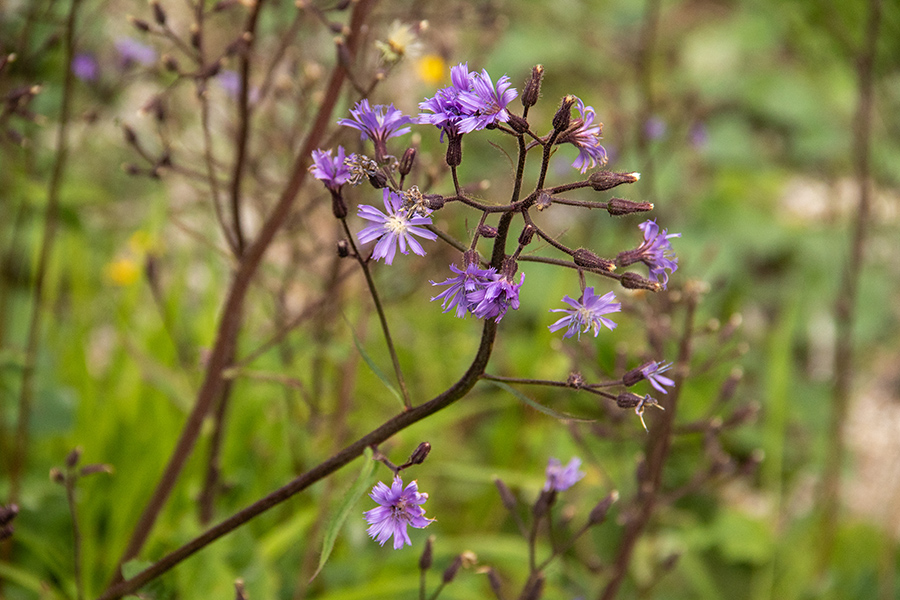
[64,473,84,600]
[819,0,882,572]
[10,0,83,507]
[339,218,411,408]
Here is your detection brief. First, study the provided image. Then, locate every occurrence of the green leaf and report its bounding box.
[344,316,404,408]
[310,447,376,582]
[487,381,595,423]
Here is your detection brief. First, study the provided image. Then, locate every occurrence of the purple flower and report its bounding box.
[338,99,413,160]
[363,476,434,549]
[617,220,680,288]
[455,68,518,133]
[310,146,352,192]
[71,53,99,81]
[548,287,620,339]
[556,98,607,173]
[357,189,438,264]
[469,271,524,322]
[640,361,675,394]
[543,457,585,492]
[430,262,497,318]
[418,63,517,136]
[114,37,157,68]
[644,116,667,140]
[689,122,709,149]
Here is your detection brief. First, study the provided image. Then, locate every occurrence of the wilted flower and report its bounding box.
[357,189,437,264]
[375,20,423,63]
[617,220,680,288]
[430,262,497,318]
[641,361,675,394]
[363,476,434,549]
[556,98,607,173]
[543,457,585,492]
[469,271,524,322]
[548,287,620,339]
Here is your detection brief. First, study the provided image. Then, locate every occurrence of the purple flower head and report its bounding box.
[543,457,585,492]
[548,287,620,339]
[430,261,497,318]
[556,98,608,173]
[310,147,352,192]
[469,270,524,322]
[363,476,434,549]
[114,37,157,68]
[617,220,680,288]
[338,99,413,161]
[689,122,709,149]
[418,63,517,137]
[640,361,675,394]
[71,53,99,81]
[644,116,667,140]
[455,69,518,133]
[357,188,438,264]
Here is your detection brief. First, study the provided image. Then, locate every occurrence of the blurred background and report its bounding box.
[1,0,899,598]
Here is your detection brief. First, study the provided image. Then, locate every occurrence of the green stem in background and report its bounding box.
[107,0,379,583]
[819,0,883,574]
[340,218,412,409]
[9,0,83,507]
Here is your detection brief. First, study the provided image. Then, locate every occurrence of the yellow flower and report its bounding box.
[417,54,446,86]
[105,257,140,286]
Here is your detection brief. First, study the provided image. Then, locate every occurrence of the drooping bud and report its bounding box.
[399,147,417,175]
[521,64,543,108]
[619,271,662,291]
[506,113,529,133]
[587,490,619,526]
[573,248,615,272]
[606,197,654,216]
[589,171,640,191]
[552,95,577,132]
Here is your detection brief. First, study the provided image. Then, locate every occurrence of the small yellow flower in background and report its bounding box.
[104,257,140,286]
[417,54,446,86]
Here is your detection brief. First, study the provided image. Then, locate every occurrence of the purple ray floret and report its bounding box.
[544,457,585,492]
[357,189,438,264]
[640,361,675,394]
[557,98,608,173]
[548,287,620,339]
[363,476,434,549]
[430,262,497,318]
[338,99,413,145]
[455,69,518,133]
[310,146,352,191]
[469,271,524,322]
[636,220,680,286]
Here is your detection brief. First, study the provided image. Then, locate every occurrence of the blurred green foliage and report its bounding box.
[2,0,899,599]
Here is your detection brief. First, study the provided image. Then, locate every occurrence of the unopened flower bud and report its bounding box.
[587,490,619,526]
[407,442,431,466]
[80,463,114,477]
[446,133,462,167]
[190,23,202,49]
[419,535,433,570]
[718,368,742,404]
[123,163,142,176]
[442,555,464,583]
[623,365,647,387]
[616,392,643,410]
[522,64,543,108]
[619,271,661,291]
[573,248,615,272]
[399,147,417,175]
[589,170,640,191]
[128,15,151,32]
[486,568,503,597]
[50,467,65,484]
[606,197,654,216]
[336,239,350,257]
[122,124,138,146]
[494,478,518,511]
[150,0,167,25]
[65,447,82,468]
[0,504,19,527]
[506,113,529,133]
[552,95,577,132]
[520,572,545,600]
[532,489,555,518]
[162,54,179,72]
[518,225,535,246]
[477,224,498,238]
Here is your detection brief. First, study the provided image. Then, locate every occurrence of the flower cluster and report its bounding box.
[430,262,524,323]
[418,62,518,136]
[363,476,434,549]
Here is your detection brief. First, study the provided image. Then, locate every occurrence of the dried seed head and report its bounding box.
[573,248,615,272]
[619,271,662,291]
[589,171,640,191]
[606,197,654,216]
